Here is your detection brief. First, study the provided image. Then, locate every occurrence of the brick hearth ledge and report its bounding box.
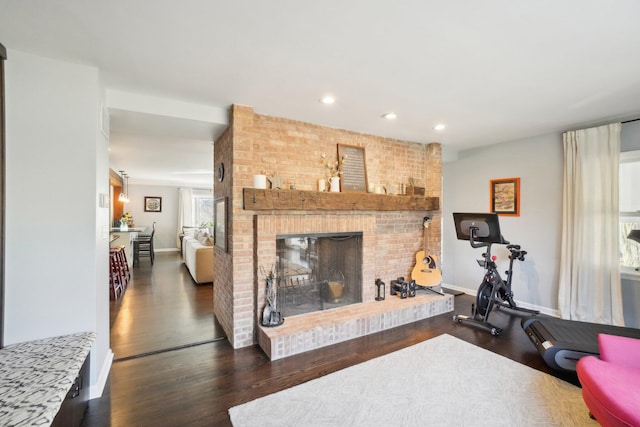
[257,292,454,360]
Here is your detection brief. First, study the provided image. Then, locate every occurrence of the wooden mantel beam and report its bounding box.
[243,188,439,212]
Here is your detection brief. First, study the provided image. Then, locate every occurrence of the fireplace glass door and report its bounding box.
[276,232,363,317]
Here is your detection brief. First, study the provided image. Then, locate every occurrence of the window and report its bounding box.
[620,150,640,268]
[192,190,214,228]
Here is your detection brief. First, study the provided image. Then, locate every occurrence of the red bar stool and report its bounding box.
[114,245,131,286]
[109,251,124,300]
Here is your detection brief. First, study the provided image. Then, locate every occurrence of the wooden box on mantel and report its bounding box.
[243,188,439,212]
[405,186,425,196]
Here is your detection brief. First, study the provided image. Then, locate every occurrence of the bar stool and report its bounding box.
[120,246,131,285]
[109,250,125,300]
[111,246,130,287]
[133,223,155,267]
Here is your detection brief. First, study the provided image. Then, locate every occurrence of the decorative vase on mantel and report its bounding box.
[329,176,340,192]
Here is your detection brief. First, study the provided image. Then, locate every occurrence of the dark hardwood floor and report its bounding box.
[109,252,225,360]
[83,254,579,426]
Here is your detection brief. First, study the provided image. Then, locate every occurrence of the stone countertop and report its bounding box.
[110,226,147,233]
[0,332,95,426]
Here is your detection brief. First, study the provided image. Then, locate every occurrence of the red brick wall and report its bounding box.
[249,113,431,192]
[216,105,442,348]
[212,114,233,341]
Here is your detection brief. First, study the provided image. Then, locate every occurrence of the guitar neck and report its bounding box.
[423,217,431,254]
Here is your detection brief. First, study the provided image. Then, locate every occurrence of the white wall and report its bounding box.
[94,81,112,396]
[442,132,564,314]
[4,50,110,395]
[124,184,179,250]
[443,120,640,315]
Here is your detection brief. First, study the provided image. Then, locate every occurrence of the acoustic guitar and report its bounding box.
[411,216,442,287]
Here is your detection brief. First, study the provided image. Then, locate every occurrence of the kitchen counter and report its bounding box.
[110,226,148,233]
[109,226,149,267]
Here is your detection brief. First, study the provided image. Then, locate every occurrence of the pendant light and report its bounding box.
[126,174,130,203]
[118,170,129,203]
[123,173,130,203]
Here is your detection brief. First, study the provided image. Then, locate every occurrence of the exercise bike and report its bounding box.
[452,213,539,336]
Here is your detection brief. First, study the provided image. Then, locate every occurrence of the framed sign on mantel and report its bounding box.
[338,144,368,192]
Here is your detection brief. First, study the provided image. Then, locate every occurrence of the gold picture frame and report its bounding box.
[490,178,520,216]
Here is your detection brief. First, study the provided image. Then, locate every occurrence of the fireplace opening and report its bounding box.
[276,232,363,317]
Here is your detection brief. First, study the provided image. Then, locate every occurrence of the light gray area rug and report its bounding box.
[229,334,595,427]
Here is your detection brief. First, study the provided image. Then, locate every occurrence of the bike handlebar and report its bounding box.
[508,248,527,261]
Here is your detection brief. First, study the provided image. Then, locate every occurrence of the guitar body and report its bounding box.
[412,250,442,287]
[411,216,442,287]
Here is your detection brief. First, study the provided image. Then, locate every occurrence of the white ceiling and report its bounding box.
[2,1,640,186]
[107,108,219,187]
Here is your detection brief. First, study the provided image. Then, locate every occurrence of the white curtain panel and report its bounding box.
[558,123,624,325]
[176,187,193,247]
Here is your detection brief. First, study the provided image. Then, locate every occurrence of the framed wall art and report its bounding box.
[144,196,162,212]
[490,178,520,216]
[214,196,227,252]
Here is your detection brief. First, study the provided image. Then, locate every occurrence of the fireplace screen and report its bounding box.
[276,232,363,317]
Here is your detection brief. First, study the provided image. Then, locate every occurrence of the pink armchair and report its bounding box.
[576,334,640,427]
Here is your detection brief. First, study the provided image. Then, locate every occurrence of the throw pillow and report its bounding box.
[198,231,210,244]
[183,226,197,238]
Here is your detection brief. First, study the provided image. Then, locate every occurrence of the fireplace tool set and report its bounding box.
[261,266,284,327]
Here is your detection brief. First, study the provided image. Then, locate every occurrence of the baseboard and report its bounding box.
[441,282,560,318]
[155,248,180,253]
[440,283,470,296]
[519,302,559,318]
[89,349,113,399]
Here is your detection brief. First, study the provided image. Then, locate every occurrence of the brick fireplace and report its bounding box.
[256,214,377,306]
[254,211,453,359]
[276,231,363,317]
[212,105,448,353]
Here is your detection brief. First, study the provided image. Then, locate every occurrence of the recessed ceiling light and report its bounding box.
[382,112,397,120]
[434,123,446,131]
[320,95,336,105]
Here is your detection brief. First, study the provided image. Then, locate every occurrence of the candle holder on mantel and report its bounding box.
[329,176,341,192]
[375,278,386,301]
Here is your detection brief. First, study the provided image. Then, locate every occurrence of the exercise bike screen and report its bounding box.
[453,212,504,244]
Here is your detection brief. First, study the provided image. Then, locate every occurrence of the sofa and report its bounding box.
[576,334,640,427]
[182,228,214,284]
